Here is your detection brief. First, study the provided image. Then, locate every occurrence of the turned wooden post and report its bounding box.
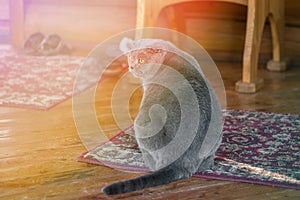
[10,0,25,49]
[235,0,266,93]
[235,0,286,93]
[266,0,287,72]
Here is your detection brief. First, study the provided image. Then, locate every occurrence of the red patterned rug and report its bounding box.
[0,46,85,110]
[78,110,300,190]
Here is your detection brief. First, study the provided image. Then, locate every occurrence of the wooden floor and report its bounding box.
[1,61,300,200]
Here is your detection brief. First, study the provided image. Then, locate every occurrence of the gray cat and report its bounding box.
[102,38,223,195]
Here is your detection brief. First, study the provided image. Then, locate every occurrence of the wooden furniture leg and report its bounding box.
[235,0,266,93]
[10,0,25,49]
[266,0,287,72]
[235,0,286,93]
[135,0,163,39]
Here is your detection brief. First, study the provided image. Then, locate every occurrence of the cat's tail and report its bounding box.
[102,166,189,195]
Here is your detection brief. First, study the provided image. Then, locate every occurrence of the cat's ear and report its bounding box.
[120,37,134,53]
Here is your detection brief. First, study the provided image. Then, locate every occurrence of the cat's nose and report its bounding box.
[129,66,134,70]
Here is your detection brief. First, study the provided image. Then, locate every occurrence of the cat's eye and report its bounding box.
[138,58,144,64]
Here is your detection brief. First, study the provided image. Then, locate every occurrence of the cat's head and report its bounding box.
[120,38,168,80]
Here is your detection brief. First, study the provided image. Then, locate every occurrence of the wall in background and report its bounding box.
[0,0,9,20]
[285,0,300,65]
[14,0,300,64]
[0,0,10,44]
[24,0,137,55]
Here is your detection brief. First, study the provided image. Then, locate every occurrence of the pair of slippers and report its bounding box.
[24,32,72,56]
[23,32,127,77]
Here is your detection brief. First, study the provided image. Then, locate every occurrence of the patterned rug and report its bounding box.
[78,110,300,190]
[0,47,85,110]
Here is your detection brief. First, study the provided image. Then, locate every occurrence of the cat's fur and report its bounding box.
[102,38,223,195]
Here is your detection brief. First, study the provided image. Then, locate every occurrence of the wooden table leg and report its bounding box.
[10,0,25,49]
[235,0,286,93]
[135,0,162,39]
[235,0,266,93]
[266,0,287,72]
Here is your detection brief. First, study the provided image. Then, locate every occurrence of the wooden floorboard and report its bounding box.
[0,61,300,199]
